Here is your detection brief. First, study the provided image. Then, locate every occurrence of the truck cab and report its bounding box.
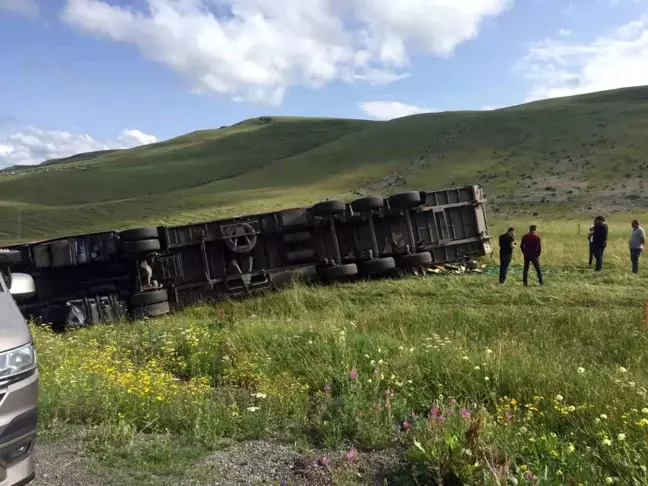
[0,250,38,486]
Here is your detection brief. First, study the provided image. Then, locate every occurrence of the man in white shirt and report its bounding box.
[629,220,646,274]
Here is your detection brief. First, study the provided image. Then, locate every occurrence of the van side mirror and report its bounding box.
[9,273,36,300]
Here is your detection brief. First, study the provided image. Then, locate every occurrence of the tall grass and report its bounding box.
[33,221,648,484]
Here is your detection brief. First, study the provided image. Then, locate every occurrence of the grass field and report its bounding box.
[2,86,648,243]
[33,217,648,485]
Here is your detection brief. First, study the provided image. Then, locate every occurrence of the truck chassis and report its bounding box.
[1,185,492,329]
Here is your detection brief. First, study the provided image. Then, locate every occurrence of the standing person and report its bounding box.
[588,224,595,266]
[498,227,516,284]
[520,225,543,286]
[629,219,646,274]
[591,216,608,272]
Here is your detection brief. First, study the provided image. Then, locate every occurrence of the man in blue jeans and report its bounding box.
[629,220,646,274]
[498,227,516,283]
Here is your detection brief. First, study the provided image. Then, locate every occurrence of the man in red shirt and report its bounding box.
[520,225,543,286]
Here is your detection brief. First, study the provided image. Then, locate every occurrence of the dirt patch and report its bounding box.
[188,440,404,486]
[30,440,105,486]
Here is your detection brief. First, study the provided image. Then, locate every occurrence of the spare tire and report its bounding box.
[131,289,168,307]
[359,257,396,275]
[397,252,433,268]
[0,249,23,266]
[388,191,422,209]
[312,200,346,217]
[133,301,170,319]
[351,196,385,213]
[120,227,159,242]
[122,239,161,254]
[322,263,358,280]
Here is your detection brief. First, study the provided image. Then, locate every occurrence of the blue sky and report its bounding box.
[1,0,647,166]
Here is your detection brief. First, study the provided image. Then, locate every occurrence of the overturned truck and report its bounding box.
[1,185,492,329]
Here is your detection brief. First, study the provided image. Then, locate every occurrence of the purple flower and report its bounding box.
[318,456,328,467]
[323,384,331,393]
[438,415,446,422]
[447,408,455,416]
[402,420,410,430]
[346,448,357,462]
[504,411,513,422]
[429,406,440,418]
[525,471,537,482]
[349,369,358,381]
[460,408,471,420]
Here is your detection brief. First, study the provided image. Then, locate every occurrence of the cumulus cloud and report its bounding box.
[518,14,648,102]
[60,0,513,106]
[0,127,158,168]
[0,0,39,17]
[360,101,434,120]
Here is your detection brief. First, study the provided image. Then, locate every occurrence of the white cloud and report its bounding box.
[60,0,513,106]
[360,101,435,120]
[0,127,158,168]
[558,28,572,37]
[518,14,648,102]
[0,0,39,17]
[480,105,504,110]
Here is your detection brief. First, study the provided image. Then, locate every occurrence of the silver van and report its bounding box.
[0,250,38,486]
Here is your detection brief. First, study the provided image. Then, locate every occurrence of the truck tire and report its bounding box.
[312,200,346,217]
[131,289,168,307]
[360,257,396,275]
[133,301,170,319]
[0,249,23,266]
[122,239,161,254]
[351,196,385,213]
[322,263,357,280]
[397,252,433,268]
[120,227,159,241]
[388,191,422,209]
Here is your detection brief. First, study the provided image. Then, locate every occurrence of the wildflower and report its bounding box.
[318,456,328,467]
[323,384,331,393]
[461,408,471,420]
[568,443,575,453]
[555,394,564,401]
[402,421,410,430]
[486,348,493,354]
[619,367,628,373]
[605,478,614,485]
[643,408,648,415]
[484,376,490,381]
[602,438,612,446]
[345,448,356,463]
[504,412,513,422]
[463,356,470,361]
[252,392,267,399]
[568,406,576,412]
[247,406,260,412]
[378,359,384,365]
[474,366,481,370]
[525,471,537,482]
[618,433,626,441]
[398,346,404,351]
[577,367,585,374]
[349,369,358,381]
[429,407,440,419]
[409,347,414,353]
[600,414,608,420]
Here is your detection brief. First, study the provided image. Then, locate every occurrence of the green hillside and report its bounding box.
[2,86,648,244]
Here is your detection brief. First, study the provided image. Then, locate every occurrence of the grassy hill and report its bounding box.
[2,86,648,243]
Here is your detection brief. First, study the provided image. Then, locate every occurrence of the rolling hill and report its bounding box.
[2,86,648,244]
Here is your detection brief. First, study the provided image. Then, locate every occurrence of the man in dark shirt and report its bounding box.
[520,225,543,286]
[591,216,608,272]
[498,227,516,283]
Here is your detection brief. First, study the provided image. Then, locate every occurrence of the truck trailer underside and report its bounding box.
[0,185,492,329]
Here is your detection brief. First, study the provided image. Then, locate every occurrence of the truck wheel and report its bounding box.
[397,252,433,268]
[131,289,168,307]
[133,301,170,319]
[0,249,23,266]
[351,196,385,213]
[388,191,422,209]
[122,239,161,254]
[120,227,159,241]
[360,257,396,275]
[322,263,358,280]
[312,200,346,217]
